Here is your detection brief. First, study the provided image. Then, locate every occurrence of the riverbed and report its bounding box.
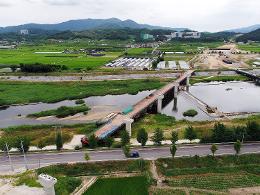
[0,81,259,128]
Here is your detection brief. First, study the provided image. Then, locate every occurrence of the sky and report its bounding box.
[0,0,259,32]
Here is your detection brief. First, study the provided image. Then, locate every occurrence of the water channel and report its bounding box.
[0,81,259,128]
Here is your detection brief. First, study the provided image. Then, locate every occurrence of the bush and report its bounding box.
[183,109,198,117]
[75,99,85,105]
[20,63,67,73]
[184,126,197,141]
[55,177,82,195]
[14,136,31,153]
[137,128,148,146]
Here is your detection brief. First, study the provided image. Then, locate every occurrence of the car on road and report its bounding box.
[129,151,140,158]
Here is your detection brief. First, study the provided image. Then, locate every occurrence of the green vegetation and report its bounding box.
[151,128,164,145]
[0,123,97,146]
[137,128,148,146]
[0,79,169,106]
[127,48,153,57]
[55,176,82,195]
[14,171,41,188]
[159,41,222,53]
[164,53,194,62]
[27,105,90,118]
[84,176,149,195]
[151,188,186,195]
[0,43,122,71]
[238,43,260,53]
[75,99,85,104]
[37,160,149,177]
[190,75,249,85]
[183,109,198,117]
[156,154,260,191]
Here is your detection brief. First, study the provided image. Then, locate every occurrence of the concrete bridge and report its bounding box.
[235,69,260,84]
[95,70,195,139]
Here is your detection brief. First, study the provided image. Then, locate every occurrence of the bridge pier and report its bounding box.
[186,76,190,91]
[173,86,178,111]
[157,94,164,113]
[124,118,134,137]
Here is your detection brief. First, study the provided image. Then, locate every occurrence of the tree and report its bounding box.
[246,121,260,141]
[120,130,130,146]
[88,134,98,149]
[104,136,114,148]
[14,136,31,153]
[184,126,197,141]
[210,144,218,157]
[234,126,246,142]
[137,128,148,146]
[55,131,63,151]
[234,140,242,155]
[38,139,47,150]
[0,137,13,152]
[85,153,90,161]
[152,128,164,146]
[122,145,130,157]
[170,144,177,158]
[171,131,178,144]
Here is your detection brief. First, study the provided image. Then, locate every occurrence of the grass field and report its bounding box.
[159,41,222,53]
[84,176,149,195]
[238,43,260,53]
[156,154,260,192]
[127,48,153,57]
[0,78,170,106]
[1,123,97,146]
[190,75,249,85]
[0,43,123,71]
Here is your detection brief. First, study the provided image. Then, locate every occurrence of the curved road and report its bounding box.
[0,143,259,173]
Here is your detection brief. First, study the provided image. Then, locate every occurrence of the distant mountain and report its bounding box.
[236,28,260,42]
[226,24,260,33]
[0,18,188,33]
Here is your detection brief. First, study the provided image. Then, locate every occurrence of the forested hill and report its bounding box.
[236,28,260,42]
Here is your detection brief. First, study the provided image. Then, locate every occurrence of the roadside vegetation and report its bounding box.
[0,78,170,106]
[27,105,90,118]
[132,113,260,140]
[238,43,260,53]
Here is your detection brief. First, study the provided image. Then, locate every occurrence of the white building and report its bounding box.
[171,31,201,39]
[20,29,29,35]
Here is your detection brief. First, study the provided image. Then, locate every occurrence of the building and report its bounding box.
[141,33,154,40]
[20,29,29,35]
[171,31,201,39]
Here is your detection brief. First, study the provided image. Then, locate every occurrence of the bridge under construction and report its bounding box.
[95,70,195,139]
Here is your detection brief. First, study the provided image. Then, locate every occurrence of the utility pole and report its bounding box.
[5,143,14,172]
[21,140,28,170]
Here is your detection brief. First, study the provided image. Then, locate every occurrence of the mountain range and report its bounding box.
[226,24,260,33]
[0,18,188,33]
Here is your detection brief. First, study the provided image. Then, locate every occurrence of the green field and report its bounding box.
[238,43,260,52]
[127,48,153,56]
[0,78,170,106]
[0,43,123,71]
[156,154,260,192]
[190,75,249,85]
[84,176,149,195]
[1,123,97,146]
[164,53,194,62]
[159,41,222,53]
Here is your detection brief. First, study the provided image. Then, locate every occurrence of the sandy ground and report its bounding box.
[229,186,260,195]
[0,179,44,195]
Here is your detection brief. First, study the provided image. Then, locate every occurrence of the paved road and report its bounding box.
[0,143,259,173]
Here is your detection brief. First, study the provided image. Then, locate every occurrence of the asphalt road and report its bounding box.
[0,143,259,173]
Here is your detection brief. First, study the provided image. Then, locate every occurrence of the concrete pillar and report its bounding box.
[186,76,190,91]
[173,97,178,111]
[38,174,57,195]
[124,118,134,137]
[157,94,164,113]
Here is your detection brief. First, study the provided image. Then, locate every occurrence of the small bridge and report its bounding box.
[95,70,195,139]
[235,69,260,84]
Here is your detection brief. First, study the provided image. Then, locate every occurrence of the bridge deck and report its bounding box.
[95,70,195,139]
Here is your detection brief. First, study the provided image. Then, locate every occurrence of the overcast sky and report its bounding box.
[0,0,259,32]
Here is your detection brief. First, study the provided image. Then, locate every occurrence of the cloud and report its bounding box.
[43,0,80,6]
[0,0,11,7]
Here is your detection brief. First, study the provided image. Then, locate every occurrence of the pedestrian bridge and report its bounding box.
[95,70,195,139]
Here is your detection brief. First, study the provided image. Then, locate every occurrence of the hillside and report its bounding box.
[236,28,260,42]
[0,18,188,33]
[226,24,260,33]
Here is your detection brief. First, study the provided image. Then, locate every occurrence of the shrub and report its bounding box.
[183,109,198,117]
[184,126,197,141]
[75,99,85,105]
[152,128,164,145]
[137,128,148,146]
